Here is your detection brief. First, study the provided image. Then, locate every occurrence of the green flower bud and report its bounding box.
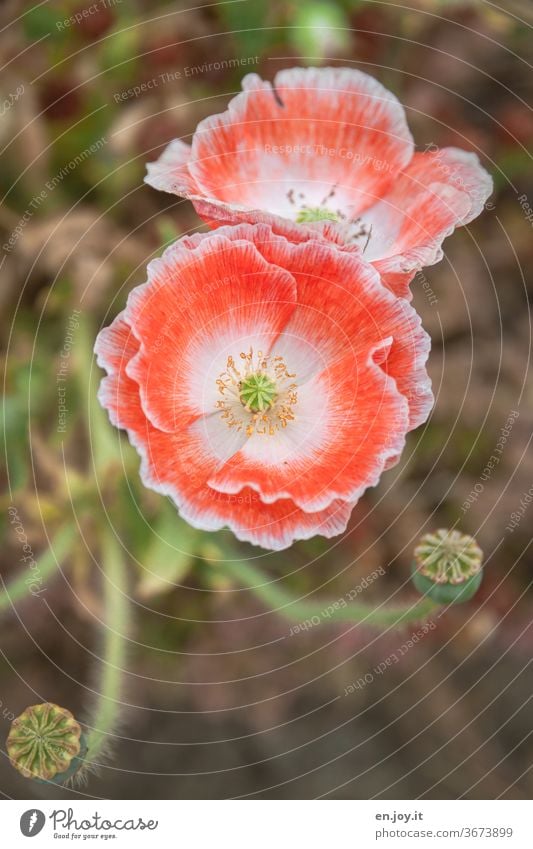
[7,703,85,782]
[291,2,351,61]
[411,528,483,604]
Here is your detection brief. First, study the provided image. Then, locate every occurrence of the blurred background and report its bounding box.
[1,0,532,799]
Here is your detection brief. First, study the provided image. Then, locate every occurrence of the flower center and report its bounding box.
[239,372,277,412]
[295,206,341,224]
[216,348,297,437]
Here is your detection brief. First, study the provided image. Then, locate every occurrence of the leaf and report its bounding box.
[136,501,198,599]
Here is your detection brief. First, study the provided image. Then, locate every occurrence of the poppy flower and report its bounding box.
[95,224,432,550]
[145,66,492,298]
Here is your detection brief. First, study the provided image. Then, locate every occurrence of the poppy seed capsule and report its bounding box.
[411,529,483,604]
[7,703,83,781]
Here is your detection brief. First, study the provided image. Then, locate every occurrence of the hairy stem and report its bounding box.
[76,317,131,771]
[83,525,130,767]
[217,555,440,629]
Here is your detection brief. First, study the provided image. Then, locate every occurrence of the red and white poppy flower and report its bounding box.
[95,224,432,550]
[145,67,492,298]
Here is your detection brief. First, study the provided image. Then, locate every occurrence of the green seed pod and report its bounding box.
[7,703,83,782]
[37,733,88,786]
[411,528,483,604]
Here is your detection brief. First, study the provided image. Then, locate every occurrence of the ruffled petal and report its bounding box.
[144,138,195,196]
[96,224,433,551]
[145,66,413,228]
[181,486,355,551]
[95,314,145,433]
[95,314,355,550]
[212,223,433,429]
[368,148,493,296]
[145,69,492,298]
[123,231,297,432]
[209,347,410,511]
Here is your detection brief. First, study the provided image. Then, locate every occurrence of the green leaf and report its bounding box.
[136,501,197,599]
[0,523,76,615]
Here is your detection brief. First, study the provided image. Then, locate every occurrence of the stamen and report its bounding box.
[216,347,298,437]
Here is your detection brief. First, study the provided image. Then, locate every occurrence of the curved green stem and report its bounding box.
[216,555,440,629]
[75,318,130,769]
[0,523,76,614]
[83,525,130,766]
